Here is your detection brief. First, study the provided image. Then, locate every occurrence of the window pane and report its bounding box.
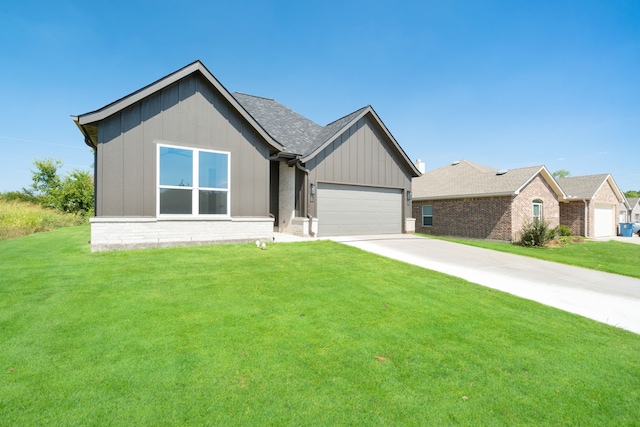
[199,190,228,215]
[199,152,228,189]
[423,217,433,227]
[160,147,193,187]
[533,203,541,218]
[160,188,192,214]
[422,205,432,216]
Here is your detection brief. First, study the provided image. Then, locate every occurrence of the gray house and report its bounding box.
[72,60,419,251]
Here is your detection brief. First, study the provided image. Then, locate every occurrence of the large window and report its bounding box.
[532,199,543,221]
[158,145,229,216]
[422,205,433,226]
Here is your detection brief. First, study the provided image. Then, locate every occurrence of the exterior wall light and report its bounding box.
[310,183,316,196]
[406,190,412,201]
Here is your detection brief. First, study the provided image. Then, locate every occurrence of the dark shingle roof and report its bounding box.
[232,92,369,157]
[232,93,323,155]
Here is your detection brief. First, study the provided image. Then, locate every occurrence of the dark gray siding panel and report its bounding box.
[95,73,273,218]
[306,115,412,219]
[97,112,124,216]
[122,105,144,216]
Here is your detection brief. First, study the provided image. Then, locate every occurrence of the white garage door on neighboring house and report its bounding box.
[594,204,615,237]
[316,183,402,236]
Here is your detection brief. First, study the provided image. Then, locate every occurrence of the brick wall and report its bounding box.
[90,217,274,251]
[511,174,560,241]
[412,173,561,242]
[559,181,619,237]
[560,201,586,236]
[412,196,513,240]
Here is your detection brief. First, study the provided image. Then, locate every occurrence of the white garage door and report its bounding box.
[594,204,615,237]
[316,183,402,236]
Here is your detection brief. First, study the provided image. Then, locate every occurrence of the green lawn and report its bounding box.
[426,235,640,279]
[1,226,640,425]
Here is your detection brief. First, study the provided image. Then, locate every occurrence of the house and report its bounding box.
[556,175,626,237]
[619,198,630,224]
[411,160,565,241]
[72,60,419,251]
[627,197,640,223]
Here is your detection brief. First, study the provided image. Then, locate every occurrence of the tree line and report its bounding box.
[2,158,94,216]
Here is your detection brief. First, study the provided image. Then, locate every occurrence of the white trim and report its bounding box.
[156,143,231,218]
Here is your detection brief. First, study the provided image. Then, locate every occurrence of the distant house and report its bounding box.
[556,174,625,238]
[72,61,419,251]
[411,160,565,241]
[627,197,640,223]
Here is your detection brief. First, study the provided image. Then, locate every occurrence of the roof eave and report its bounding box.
[514,166,567,198]
[72,60,284,152]
[412,192,515,201]
[300,106,420,177]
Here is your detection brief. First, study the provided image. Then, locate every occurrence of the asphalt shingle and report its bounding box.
[412,160,545,199]
[555,174,610,199]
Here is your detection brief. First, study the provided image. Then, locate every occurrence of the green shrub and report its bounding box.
[555,225,573,237]
[519,219,556,247]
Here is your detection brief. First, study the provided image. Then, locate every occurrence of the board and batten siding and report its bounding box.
[305,115,412,218]
[96,73,273,218]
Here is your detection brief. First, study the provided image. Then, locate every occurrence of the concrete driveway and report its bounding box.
[329,234,640,335]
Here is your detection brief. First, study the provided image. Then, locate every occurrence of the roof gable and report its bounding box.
[232,93,324,154]
[412,160,565,200]
[556,174,624,202]
[234,93,419,177]
[72,60,283,151]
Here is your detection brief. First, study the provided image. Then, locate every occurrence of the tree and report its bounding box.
[23,158,63,207]
[552,169,570,178]
[59,169,94,216]
[624,190,640,198]
[22,158,94,216]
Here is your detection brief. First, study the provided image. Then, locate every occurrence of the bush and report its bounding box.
[519,219,556,247]
[555,225,572,237]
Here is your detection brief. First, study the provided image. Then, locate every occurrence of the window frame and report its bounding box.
[532,199,543,221]
[422,205,433,227]
[157,143,231,217]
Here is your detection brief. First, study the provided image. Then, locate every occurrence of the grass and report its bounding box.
[1,226,640,425]
[0,199,86,240]
[426,235,640,279]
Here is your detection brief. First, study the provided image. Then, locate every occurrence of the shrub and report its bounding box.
[555,225,572,237]
[519,219,556,247]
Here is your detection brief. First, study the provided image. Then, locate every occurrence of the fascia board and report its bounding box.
[412,192,514,201]
[514,166,567,198]
[301,107,421,177]
[598,174,625,203]
[300,108,369,163]
[74,61,283,152]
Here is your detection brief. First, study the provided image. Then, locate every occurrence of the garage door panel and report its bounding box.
[594,204,614,237]
[317,183,402,236]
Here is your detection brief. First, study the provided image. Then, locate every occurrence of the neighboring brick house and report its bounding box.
[411,160,565,241]
[556,175,625,238]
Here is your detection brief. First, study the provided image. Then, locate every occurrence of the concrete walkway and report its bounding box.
[325,234,640,335]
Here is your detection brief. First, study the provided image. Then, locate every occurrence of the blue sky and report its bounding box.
[1,0,638,193]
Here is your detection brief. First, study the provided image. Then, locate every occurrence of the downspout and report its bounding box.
[292,161,315,237]
[583,199,588,237]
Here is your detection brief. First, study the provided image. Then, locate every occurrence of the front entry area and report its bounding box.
[316,183,402,236]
